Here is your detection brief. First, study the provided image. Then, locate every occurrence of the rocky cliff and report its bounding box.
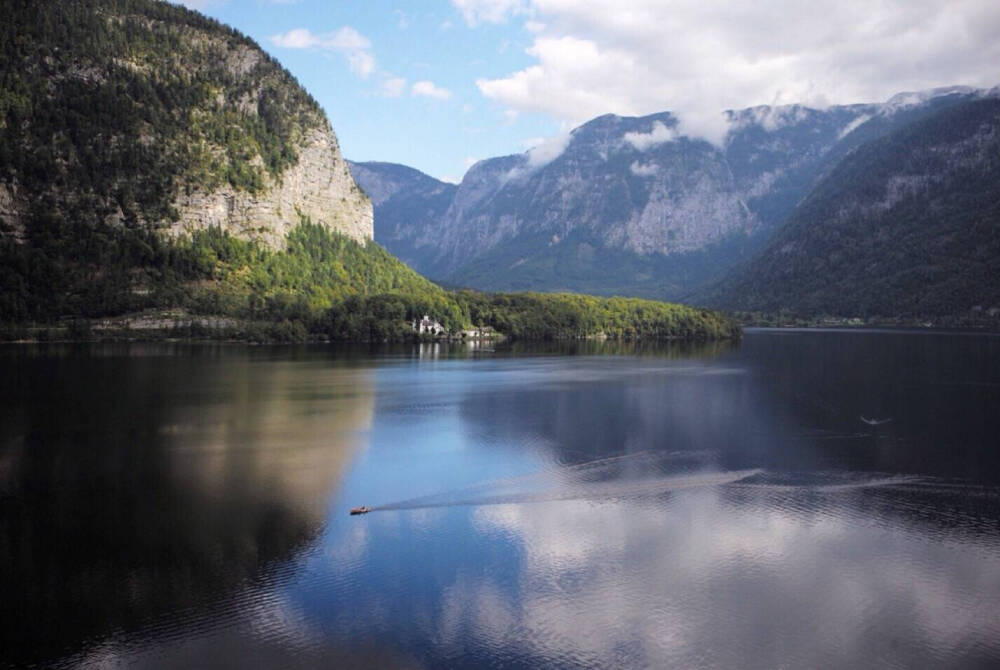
[359,87,987,299]
[174,127,371,248]
[418,113,755,286]
[0,0,371,248]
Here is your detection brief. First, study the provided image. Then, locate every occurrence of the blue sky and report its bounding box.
[178,0,1000,183]
[179,0,562,182]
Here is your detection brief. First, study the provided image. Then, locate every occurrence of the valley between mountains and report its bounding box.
[1,1,997,341]
[350,86,1000,324]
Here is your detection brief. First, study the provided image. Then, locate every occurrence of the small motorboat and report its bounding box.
[350,506,371,516]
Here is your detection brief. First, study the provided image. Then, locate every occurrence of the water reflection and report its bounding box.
[2,333,999,668]
[0,344,373,667]
[463,483,1000,668]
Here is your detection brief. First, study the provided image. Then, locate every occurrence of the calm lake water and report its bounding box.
[2,330,1000,668]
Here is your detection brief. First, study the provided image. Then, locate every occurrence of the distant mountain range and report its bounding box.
[350,86,999,317]
[702,97,1000,317]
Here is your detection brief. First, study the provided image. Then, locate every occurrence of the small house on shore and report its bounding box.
[413,315,445,335]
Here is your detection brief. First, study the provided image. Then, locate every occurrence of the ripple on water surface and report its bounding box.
[2,335,1000,668]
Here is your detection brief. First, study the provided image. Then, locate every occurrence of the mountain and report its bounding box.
[347,160,456,271]
[0,0,739,343]
[0,0,371,250]
[356,88,987,300]
[703,97,1000,318]
[0,0,385,324]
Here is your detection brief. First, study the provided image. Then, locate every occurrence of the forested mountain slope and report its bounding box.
[705,98,1000,317]
[0,0,370,247]
[354,88,987,300]
[0,0,378,323]
[347,161,456,272]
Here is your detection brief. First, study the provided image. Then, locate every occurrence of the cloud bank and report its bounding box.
[270,27,375,78]
[524,132,571,168]
[412,80,453,100]
[464,0,1000,142]
[623,121,676,151]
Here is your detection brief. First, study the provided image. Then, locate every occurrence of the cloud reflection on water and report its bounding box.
[461,485,1000,668]
[11,335,999,669]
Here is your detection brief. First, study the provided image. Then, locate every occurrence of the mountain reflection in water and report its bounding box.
[0,345,373,667]
[2,332,999,669]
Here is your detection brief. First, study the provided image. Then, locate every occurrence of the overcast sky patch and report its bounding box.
[470,0,1000,142]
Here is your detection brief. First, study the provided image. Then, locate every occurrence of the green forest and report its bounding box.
[0,219,740,342]
[0,0,325,226]
[707,98,1000,318]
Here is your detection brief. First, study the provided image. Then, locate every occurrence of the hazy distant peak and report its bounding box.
[885,85,979,107]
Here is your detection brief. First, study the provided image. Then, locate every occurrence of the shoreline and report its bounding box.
[744,325,1000,336]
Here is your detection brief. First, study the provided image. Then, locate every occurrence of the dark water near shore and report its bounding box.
[2,330,1000,668]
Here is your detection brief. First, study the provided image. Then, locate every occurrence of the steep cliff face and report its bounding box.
[705,97,1000,317]
[362,87,987,299]
[0,183,27,242]
[174,128,371,248]
[722,86,983,230]
[430,113,755,276]
[0,0,371,248]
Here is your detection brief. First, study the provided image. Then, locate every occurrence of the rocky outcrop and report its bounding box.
[360,86,992,299]
[410,112,757,273]
[0,182,27,242]
[0,0,372,251]
[173,128,372,248]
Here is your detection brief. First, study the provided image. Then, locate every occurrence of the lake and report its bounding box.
[2,330,999,668]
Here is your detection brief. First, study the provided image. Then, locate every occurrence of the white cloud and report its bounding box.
[731,105,815,133]
[270,27,375,78]
[346,51,376,79]
[524,132,571,168]
[675,109,732,147]
[452,0,526,26]
[464,156,481,169]
[380,77,407,98]
[412,80,453,100]
[477,0,1000,143]
[838,113,873,139]
[623,121,676,151]
[503,132,572,181]
[629,161,659,177]
[271,26,370,50]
